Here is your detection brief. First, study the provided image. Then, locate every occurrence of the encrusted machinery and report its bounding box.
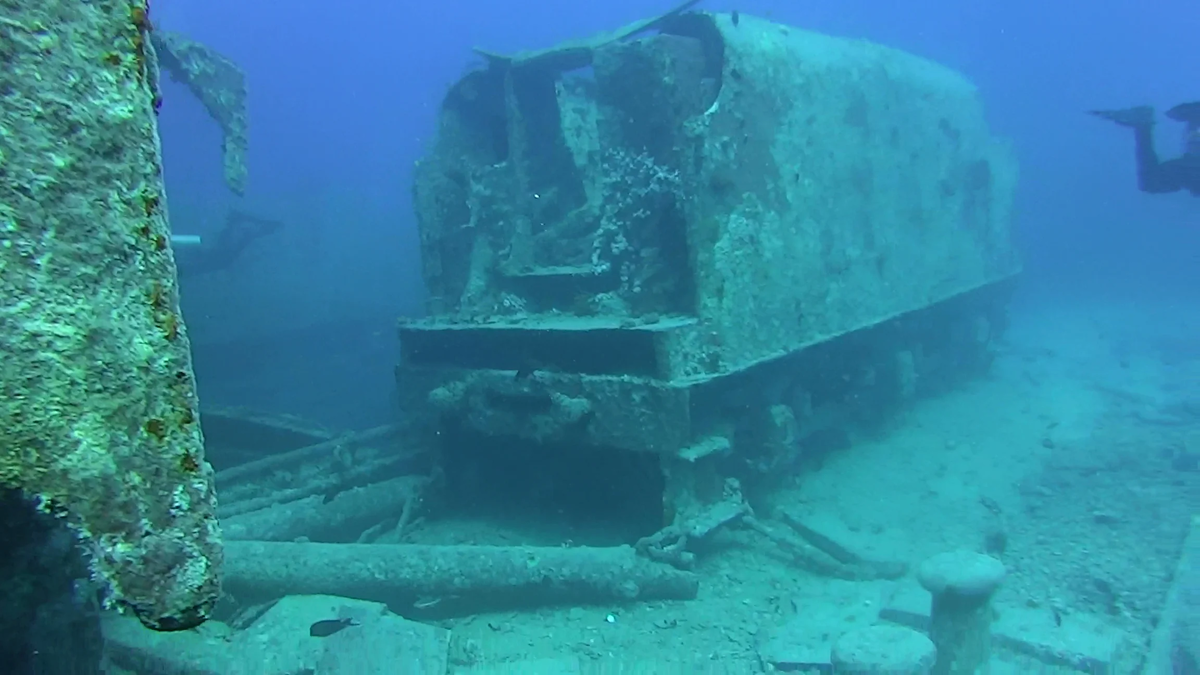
[401,8,1020,533]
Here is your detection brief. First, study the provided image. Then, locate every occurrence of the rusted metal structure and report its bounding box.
[402,9,1019,529]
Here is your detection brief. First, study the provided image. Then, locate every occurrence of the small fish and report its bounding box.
[731,10,740,27]
[309,617,359,637]
[412,596,443,610]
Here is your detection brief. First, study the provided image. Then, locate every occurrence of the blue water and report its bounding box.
[13,0,1200,672]
[156,0,1198,431]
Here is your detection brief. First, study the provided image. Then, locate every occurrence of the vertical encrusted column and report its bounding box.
[0,1,222,630]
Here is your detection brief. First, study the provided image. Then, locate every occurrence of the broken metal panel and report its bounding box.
[0,2,220,630]
[151,30,248,195]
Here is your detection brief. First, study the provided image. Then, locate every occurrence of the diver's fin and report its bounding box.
[1088,106,1155,128]
[1165,101,1200,125]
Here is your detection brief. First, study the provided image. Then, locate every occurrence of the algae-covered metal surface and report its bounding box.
[0,1,222,630]
[401,10,1019,466]
[409,10,1019,382]
[151,29,248,195]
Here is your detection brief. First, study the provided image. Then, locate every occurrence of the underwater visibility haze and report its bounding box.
[0,0,1198,672]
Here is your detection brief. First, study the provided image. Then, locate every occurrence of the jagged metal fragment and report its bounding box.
[151,29,249,195]
[0,1,222,631]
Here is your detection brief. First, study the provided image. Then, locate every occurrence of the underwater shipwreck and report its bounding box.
[9,3,1192,673]
[401,9,1019,538]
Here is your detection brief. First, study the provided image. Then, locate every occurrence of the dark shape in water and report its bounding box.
[1172,451,1199,473]
[731,10,740,27]
[176,209,283,278]
[1166,101,1200,125]
[309,617,358,637]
